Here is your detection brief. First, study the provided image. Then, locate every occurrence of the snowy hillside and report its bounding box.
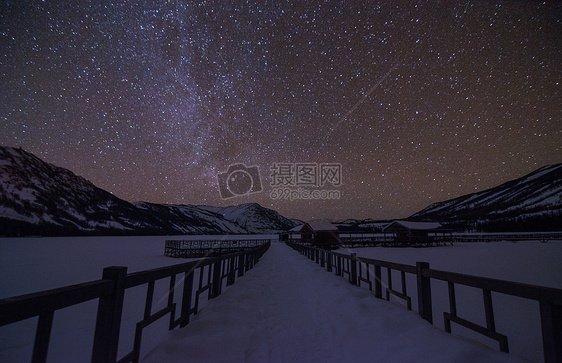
[135,202,248,234]
[199,203,296,233]
[0,146,296,236]
[0,146,164,236]
[410,163,562,231]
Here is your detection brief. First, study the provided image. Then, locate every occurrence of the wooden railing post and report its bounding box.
[92,266,127,363]
[350,254,358,286]
[374,265,382,299]
[238,254,246,277]
[31,312,54,363]
[210,259,222,299]
[245,253,251,272]
[227,256,236,286]
[336,256,342,276]
[249,252,256,269]
[326,253,333,272]
[540,301,562,363]
[179,272,194,328]
[416,262,433,324]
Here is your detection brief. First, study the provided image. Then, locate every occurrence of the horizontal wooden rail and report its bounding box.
[286,241,562,363]
[0,241,271,363]
[0,280,114,326]
[425,268,562,305]
[124,261,200,288]
[356,255,418,274]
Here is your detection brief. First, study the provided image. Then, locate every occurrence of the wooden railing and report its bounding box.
[336,232,562,247]
[289,232,562,248]
[0,242,270,363]
[165,238,270,257]
[445,232,562,243]
[286,242,562,363]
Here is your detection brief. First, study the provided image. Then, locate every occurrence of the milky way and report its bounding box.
[1,1,561,220]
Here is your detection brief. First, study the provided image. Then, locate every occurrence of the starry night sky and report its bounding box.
[1,1,561,221]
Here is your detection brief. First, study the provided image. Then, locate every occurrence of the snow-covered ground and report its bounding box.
[143,243,525,363]
[0,236,560,362]
[0,234,276,362]
[344,241,562,362]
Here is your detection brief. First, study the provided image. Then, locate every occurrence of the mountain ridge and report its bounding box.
[1,146,560,235]
[0,146,297,237]
[409,163,562,231]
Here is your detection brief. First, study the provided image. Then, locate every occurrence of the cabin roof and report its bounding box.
[383,220,442,232]
[289,224,307,232]
[307,219,338,231]
[289,220,338,232]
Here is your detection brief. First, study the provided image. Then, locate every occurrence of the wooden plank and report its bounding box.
[448,282,457,317]
[386,267,392,301]
[483,289,496,333]
[374,265,382,299]
[179,272,194,328]
[350,254,358,286]
[31,311,54,363]
[386,289,412,310]
[416,262,433,324]
[92,266,127,363]
[540,301,562,363]
[444,313,509,353]
[0,280,113,326]
[401,270,407,297]
[426,269,562,305]
[144,281,154,321]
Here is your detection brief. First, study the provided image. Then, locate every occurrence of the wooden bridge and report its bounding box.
[1,240,561,363]
[287,242,562,363]
[0,242,271,363]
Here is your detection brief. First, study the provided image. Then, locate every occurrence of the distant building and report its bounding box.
[382,221,448,246]
[288,219,341,248]
[288,223,314,242]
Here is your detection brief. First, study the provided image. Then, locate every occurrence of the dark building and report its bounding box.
[383,221,448,246]
[289,220,341,248]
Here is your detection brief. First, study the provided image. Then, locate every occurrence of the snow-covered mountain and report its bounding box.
[0,146,297,236]
[410,163,562,231]
[135,202,248,235]
[198,203,296,233]
[0,146,165,236]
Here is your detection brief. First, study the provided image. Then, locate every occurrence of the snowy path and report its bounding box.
[143,243,524,363]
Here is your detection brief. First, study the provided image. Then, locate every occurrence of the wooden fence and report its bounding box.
[291,232,562,248]
[286,242,562,363]
[445,232,562,243]
[0,242,270,363]
[165,238,270,257]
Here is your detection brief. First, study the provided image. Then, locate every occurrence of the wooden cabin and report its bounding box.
[288,223,314,243]
[289,220,341,248]
[382,221,448,246]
